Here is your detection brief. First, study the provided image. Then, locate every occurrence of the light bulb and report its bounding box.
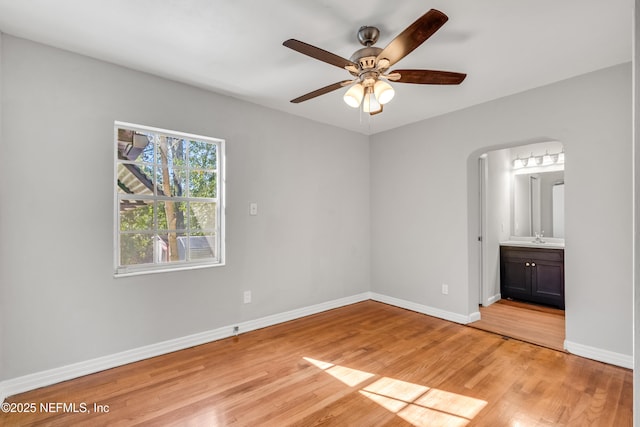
[374,80,395,105]
[343,84,364,108]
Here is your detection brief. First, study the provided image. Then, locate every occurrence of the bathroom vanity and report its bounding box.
[500,242,565,309]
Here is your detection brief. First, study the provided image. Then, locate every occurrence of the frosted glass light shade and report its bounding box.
[374,80,395,104]
[343,84,364,108]
[513,158,524,169]
[362,92,382,114]
[557,151,565,164]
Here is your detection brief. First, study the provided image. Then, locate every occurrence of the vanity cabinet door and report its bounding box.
[500,246,564,309]
[501,251,532,300]
[530,257,564,309]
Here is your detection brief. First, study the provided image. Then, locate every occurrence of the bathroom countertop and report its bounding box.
[499,239,565,249]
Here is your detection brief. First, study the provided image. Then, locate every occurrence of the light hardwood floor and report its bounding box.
[1,301,631,426]
[469,299,566,351]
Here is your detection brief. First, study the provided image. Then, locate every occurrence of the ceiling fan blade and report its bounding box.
[377,9,448,67]
[390,69,466,85]
[283,39,358,70]
[290,80,353,103]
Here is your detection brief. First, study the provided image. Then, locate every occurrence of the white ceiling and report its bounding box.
[0,0,633,135]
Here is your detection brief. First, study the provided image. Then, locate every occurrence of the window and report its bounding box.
[114,122,225,276]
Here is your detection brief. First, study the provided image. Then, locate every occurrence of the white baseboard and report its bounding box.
[486,294,501,306]
[564,340,633,369]
[468,311,481,323]
[0,292,371,402]
[370,293,478,324]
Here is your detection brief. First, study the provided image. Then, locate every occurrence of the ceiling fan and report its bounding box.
[283,9,466,115]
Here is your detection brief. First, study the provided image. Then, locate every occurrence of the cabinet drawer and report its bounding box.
[500,246,564,262]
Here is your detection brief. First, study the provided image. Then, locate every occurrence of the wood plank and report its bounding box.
[0,301,631,426]
[468,299,565,351]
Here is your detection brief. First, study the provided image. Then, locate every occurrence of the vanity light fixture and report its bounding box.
[513,156,528,169]
[532,152,543,166]
[512,149,564,170]
[557,150,565,164]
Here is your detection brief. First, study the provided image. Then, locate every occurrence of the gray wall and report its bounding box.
[371,63,632,356]
[0,36,371,379]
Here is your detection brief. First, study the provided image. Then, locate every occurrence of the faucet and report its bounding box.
[533,231,545,244]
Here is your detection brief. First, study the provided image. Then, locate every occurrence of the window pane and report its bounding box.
[186,233,217,261]
[189,171,217,198]
[120,233,154,266]
[139,135,155,162]
[119,201,154,231]
[117,129,154,162]
[189,202,217,230]
[156,136,187,197]
[157,201,186,231]
[156,166,187,197]
[157,136,187,167]
[157,232,187,262]
[189,140,217,170]
[117,163,154,195]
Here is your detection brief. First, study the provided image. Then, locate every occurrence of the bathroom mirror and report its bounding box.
[512,170,564,238]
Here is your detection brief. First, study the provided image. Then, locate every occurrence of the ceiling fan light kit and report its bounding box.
[373,80,394,104]
[362,87,382,115]
[343,83,365,107]
[283,9,466,116]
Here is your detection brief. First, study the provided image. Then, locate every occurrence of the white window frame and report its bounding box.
[113,121,225,277]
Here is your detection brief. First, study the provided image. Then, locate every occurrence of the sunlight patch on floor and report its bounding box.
[303,357,375,387]
[363,376,429,402]
[304,357,488,426]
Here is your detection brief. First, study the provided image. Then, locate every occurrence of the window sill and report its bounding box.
[114,261,225,278]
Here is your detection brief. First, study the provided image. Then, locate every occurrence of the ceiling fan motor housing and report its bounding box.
[350,47,382,71]
[353,26,384,76]
[357,26,380,46]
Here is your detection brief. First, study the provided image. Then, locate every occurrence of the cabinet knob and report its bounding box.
[531,262,536,267]
[525,262,530,266]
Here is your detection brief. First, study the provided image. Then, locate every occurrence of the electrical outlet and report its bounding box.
[249,202,258,216]
[442,284,449,295]
[243,290,252,304]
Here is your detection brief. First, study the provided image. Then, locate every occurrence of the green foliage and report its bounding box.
[120,203,153,231]
[120,233,153,266]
